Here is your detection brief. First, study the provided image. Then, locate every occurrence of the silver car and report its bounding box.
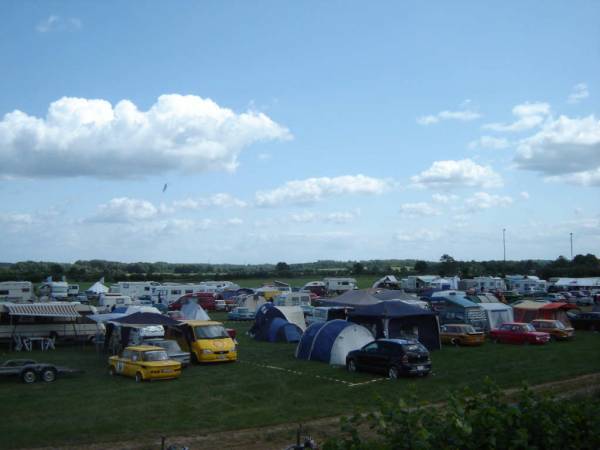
[141,339,191,367]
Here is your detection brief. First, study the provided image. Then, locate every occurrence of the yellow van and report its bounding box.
[172,320,237,363]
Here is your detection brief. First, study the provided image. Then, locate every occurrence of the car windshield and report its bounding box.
[523,324,536,332]
[462,325,476,333]
[143,350,168,361]
[194,325,229,339]
[158,341,181,352]
[553,321,566,329]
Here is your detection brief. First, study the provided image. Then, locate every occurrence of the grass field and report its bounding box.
[0,314,599,449]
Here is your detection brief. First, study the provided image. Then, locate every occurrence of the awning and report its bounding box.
[5,302,80,318]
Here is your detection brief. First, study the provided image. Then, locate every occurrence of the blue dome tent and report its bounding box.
[249,303,304,343]
[295,319,373,366]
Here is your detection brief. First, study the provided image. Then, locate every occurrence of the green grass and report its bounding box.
[0,319,599,449]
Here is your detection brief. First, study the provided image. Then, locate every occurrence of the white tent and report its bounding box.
[478,302,514,330]
[87,280,109,295]
[180,303,210,321]
[276,306,307,331]
[237,294,267,312]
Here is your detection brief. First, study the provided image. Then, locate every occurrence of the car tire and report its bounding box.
[135,372,144,383]
[450,338,458,346]
[21,369,37,384]
[388,366,400,380]
[109,366,116,376]
[346,359,357,373]
[41,368,57,383]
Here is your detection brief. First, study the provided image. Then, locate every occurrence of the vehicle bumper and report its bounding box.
[403,363,431,375]
[198,351,237,363]
[144,369,182,380]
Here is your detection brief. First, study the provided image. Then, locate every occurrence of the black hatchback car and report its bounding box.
[346,339,431,379]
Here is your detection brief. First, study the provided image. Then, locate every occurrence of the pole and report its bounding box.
[503,228,506,263]
[570,233,573,260]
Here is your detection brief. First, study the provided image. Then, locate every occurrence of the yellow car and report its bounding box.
[531,319,574,340]
[440,324,485,346]
[172,320,237,363]
[108,345,182,382]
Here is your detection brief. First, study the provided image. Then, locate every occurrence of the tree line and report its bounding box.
[0,254,598,283]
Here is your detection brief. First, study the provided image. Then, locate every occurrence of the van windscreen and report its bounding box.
[194,325,229,339]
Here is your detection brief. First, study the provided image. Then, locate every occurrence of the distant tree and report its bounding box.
[275,262,291,276]
[352,262,364,275]
[414,261,428,274]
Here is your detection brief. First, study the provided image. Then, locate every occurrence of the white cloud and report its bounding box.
[411,159,503,189]
[289,209,360,224]
[36,15,82,33]
[0,94,291,179]
[463,192,513,211]
[417,101,481,125]
[258,153,271,161]
[468,135,510,150]
[399,202,441,218]
[396,229,443,242]
[255,175,390,207]
[520,191,530,200]
[172,193,247,209]
[483,101,550,132]
[568,83,589,104]
[0,213,35,226]
[431,193,460,204]
[225,218,244,226]
[89,198,160,223]
[514,115,600,185]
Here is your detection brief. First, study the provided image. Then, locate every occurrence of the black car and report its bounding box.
[346,339,431,379]
[570,312,600,331]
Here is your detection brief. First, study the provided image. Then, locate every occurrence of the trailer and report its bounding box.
[0,281,35,303]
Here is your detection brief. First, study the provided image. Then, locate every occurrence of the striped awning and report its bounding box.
[5,302,80,318]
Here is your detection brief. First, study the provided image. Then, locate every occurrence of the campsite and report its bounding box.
[1,273,600,449]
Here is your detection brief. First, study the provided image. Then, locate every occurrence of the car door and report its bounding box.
[357,342,380,372]
[126,351,141,376]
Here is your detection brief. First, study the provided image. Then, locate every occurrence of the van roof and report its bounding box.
[179,320,222,326]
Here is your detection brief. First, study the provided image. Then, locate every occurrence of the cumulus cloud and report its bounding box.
[399,202,441,218]
[411,159,503,189]
[172,193,247,209]
[289,209,360,224]
[89,198,162,223]
[468,135,510,150]
[520,191,530,200]
[484,102,550,132]
[0,94,291,179]
[417,101,481,125]
[463,192,513,212]
[514,115,600,185]
[568,83,589,104]
[431,193,460,204]
[255,175,390,206]
[396,229,443,242]
[36,15,82,33]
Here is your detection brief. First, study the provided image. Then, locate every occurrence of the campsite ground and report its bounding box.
[0,316,599,449]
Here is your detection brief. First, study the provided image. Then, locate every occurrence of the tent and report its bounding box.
[249,303,303,343]
[513,301,573,325]
[372,275,401,290]
[236,294,267,312]
[477,302,514,330]
[295,320,373,366]
[110,312,182,326]
[323,289,384,307]
[180,302,210,321]
[86,280,109,295]
[348,301,441,350]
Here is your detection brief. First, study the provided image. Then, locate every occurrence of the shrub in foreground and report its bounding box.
[324,381,600,450]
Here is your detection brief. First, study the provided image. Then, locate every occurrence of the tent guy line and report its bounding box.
[238,360,385,387]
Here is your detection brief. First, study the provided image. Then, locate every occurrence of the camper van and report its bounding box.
[0,302,102,342]
[168,320,237,363]
[324,277,357,295]
[0,281,35,303]
[98,293,133,312]
[38,281,69,300]
[110,281,161,300]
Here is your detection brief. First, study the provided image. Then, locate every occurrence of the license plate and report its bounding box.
[417,365,425,370]
[161,369,172,373]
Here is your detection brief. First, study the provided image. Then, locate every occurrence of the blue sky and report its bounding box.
[1,1,599,263]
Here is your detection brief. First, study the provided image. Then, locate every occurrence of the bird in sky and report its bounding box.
[162,183,168,193]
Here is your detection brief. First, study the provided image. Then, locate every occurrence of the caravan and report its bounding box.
[0,282,35,303]
[38,280,69,300]
[324,277,357,295]
[110,282,161,301]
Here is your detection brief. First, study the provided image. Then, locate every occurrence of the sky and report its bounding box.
[1,1,599,264]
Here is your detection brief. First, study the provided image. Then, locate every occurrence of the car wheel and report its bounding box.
[388,366,400,380]
[41,368,56,383]
[21,369,37,384]
[346,359,357,373]
[109,366,116,376]
[135,372,144,383]
[450,338,458,346]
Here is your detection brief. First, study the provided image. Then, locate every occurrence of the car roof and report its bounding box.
[377,338,419,345]
[124,345,165,351]
[179,320,222,326]
[531,319,555,323]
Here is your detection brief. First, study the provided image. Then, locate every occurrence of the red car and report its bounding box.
[489,322,551,345]
[168,293,217,311]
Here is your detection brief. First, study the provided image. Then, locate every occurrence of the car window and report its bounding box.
[131,352,140,362]
[363,342,379,353]
[500,324,511,331]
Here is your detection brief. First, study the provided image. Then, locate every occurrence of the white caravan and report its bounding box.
[152,283,209,305]
[0,282,35,303]
[110,281,161,300]
[324,277,357,294]
[98,293,133,312]
[38,280,69,300]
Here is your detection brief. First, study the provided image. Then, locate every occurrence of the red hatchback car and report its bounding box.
[168,293,217,311]
[489,322,551,345]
